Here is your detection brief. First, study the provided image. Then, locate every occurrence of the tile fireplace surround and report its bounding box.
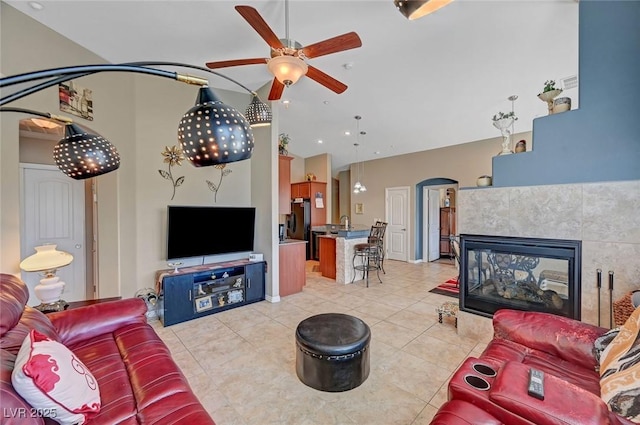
[456,179,640,341]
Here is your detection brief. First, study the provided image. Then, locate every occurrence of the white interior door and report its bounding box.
[385,187,409,262]
[427,189,441,261]
[21,164,86,306]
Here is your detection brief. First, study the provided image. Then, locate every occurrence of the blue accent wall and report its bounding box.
[415,178,457,260]
[492,1,640,187]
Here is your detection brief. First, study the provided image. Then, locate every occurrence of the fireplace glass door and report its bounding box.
[460,235,581,320]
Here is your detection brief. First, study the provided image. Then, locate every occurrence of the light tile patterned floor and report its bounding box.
[151,259,487,425]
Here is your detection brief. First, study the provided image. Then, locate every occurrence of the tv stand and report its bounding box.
[156,259,266,326]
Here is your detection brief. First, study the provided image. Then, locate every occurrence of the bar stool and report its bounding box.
[351,222,387,287]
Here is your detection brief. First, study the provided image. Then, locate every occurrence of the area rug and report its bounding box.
[429,277,459,298]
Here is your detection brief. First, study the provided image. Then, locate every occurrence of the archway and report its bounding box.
[415,177,458,261]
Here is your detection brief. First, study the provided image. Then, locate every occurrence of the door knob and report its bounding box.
[401,228,406,231]
[75,244,82,249]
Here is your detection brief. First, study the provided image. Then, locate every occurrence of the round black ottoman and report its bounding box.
[295,313,371,392]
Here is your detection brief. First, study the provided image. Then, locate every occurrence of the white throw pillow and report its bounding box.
[11,329,101,425]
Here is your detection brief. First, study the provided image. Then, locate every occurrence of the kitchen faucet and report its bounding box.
[340,215,350,229]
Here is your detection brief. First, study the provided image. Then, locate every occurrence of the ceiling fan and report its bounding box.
[205,2,362,101]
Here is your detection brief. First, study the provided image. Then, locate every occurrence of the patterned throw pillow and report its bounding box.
[11,329,101,425]
[599,306,640,423]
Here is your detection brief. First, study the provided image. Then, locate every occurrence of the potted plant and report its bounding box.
[538,80,563,114]
[279,133,290,155]
[492,111,517,155]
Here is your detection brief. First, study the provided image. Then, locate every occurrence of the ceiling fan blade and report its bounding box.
[235,5,285,50]
[302,32,362,59]
[306,66,348,94]
[268,78,285,101]
[205,58,267,69]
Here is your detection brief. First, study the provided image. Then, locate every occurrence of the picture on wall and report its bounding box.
[59,82,94,121]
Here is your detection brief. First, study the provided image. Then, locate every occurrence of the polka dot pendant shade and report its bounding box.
[53,123,120,180]
[178,86,254,167]
[245,95,272,127]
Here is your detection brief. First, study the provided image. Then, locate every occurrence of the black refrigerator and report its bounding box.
[288,200,311,260]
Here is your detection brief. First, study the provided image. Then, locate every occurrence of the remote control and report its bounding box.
[528,368,545,400]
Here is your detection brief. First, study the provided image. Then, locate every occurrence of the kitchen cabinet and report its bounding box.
[291,182,311,199]
[440,207,456,257]
[319,235,337,279]
[279,240,306,296]
[279,155,293,214]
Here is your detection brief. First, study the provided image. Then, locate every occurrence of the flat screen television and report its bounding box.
[167,206,256,260]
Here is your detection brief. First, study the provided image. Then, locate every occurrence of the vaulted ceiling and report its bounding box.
[5,0,579,174]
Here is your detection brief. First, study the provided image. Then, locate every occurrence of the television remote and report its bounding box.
[528,368,545,400]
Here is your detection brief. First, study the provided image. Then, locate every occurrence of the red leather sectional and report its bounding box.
[430,309,636,425]
[0,273,215,424]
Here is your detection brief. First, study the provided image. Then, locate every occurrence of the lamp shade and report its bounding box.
[394,0,453,20]
[245,95,272,127]
[178,86,254,167]
[19,244,73,273]
[267,55,308,86]
[53,123,120,180]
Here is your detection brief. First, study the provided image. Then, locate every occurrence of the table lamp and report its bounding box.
[19,244,73,312]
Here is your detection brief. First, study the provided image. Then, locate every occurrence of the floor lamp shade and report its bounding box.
[178,86,254,166]
[245,95,272,127]
[53,123,120,180]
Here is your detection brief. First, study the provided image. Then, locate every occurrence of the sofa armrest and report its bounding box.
[493,309,607,369]
[48,298,147,347]
[490,361,610,425]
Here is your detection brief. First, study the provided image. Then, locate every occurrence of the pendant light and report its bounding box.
[352,115,367,194]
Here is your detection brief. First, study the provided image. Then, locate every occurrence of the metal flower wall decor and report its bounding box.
[159,145,185,200]
[207,164,232,203]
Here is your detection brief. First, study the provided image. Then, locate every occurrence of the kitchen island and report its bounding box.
[313,224,372,284]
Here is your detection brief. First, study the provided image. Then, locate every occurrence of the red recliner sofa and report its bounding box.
[430,309,636,425]
[0,273,215,424]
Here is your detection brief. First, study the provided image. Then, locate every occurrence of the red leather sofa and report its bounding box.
[430,309,636,425]
[0,273,215,424]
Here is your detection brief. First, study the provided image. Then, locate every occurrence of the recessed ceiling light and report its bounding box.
[374,151,381,155]
[323,100,329,105]
[317,139,323,144]
[344,131,351,136]
[29,1,44,10]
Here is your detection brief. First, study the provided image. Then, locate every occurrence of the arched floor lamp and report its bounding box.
[1,62,272,179]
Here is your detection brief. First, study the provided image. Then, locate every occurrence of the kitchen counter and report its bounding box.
[312,224,371,239]
[279,238,307,245]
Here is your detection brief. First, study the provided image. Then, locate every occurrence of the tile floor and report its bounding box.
[150,259,488,425]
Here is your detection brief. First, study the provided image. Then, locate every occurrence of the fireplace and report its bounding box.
[460,234,581,320]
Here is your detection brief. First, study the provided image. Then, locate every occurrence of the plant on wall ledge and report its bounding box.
[491,111,518,122]
[159,145,185,200]
[279,133,290,155]
[206,164,232,203]
[542,80,559,93]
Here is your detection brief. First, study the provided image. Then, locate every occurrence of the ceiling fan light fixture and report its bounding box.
[267,55,308,86]
[394,0,454,20]
[245,94,272,127]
